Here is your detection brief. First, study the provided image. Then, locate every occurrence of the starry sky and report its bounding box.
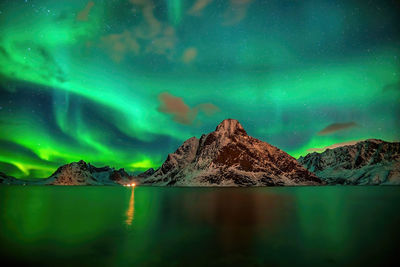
[0,0,399,179]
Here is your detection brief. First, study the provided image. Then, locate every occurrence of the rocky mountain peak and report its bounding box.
[144,119,320,186]
[214,119,247,136]
[364,138,384,144]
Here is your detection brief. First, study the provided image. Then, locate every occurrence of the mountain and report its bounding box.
[0,172,24,185]
[143,119,321,186]
[298,139,400,185]
[0,160,136,186]
[46,160,135,185]
[0,172,48,185]
[138,168,155,178]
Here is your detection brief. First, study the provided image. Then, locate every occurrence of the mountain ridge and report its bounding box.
[0,160,136,186]
[298,139,400,185]
[143,119,321,186]
[2,121,399,186]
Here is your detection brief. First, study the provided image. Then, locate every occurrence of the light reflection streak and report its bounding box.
[125,188,135,226]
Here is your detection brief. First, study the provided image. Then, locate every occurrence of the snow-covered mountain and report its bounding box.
[46,160,135,185]
[0,160,136,186]
[143,119,321,186]
[298,139,400,185]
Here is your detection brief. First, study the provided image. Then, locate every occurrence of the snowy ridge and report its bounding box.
[47,160,135,185]
[298,139,400,185]
[143,119,321,186]
[0,160,136,186]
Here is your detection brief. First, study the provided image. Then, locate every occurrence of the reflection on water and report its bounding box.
[125,188,135,226]
[177,189,293,254]
[0,186,399,266]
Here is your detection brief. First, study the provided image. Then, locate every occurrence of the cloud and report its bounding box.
[307,140,360,153]
[223,0,253,26]
[100,30,140,63]
[143,26,177,58]
[197,103,220,116]
[157,92,219,125]
[101,0,177,63]
[76,1,95,21]
[182,47,198,64]
[187,0,253,25]
[100,0,253,63]
[130,0,162,39]
[187,0,214,16]
[317,122,358,135]
[157,92,195,125]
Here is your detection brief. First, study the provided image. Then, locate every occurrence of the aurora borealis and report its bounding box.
[0,0,399,179]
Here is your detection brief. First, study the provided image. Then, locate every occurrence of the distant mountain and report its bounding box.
[143,119,321,186]
[0,172,24,185]
[46,160,135,185]
[298,139,400,185]
[0,160,136,186]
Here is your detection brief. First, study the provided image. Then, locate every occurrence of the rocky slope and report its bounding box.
[143,119,321,186]
[46,160,135,185]
[298,139,400,185]
[138,168,155,178]
[0,160,136,186]
[0,172,24,185]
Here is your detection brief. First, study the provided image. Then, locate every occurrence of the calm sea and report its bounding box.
[0,186,399,266]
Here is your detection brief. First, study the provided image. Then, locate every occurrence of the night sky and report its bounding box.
[0,0,399,179]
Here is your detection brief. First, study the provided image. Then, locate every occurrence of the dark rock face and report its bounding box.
[110,168,133,183]
[47,160,135,185]
[298,139,400,185]
[138,168,155,178]
[0,172,11,183]
[144,119,321,186]
[0,172,21,185]
[0,172,44,185]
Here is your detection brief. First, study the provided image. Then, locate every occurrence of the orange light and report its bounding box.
[125,186,135,226]
[131,183,136,187]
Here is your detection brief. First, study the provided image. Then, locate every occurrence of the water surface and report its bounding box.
[0,186,399,266]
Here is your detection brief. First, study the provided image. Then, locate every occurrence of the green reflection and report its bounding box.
[1,186,399,266]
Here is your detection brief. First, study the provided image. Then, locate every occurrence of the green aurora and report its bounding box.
[0,0,399,178]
